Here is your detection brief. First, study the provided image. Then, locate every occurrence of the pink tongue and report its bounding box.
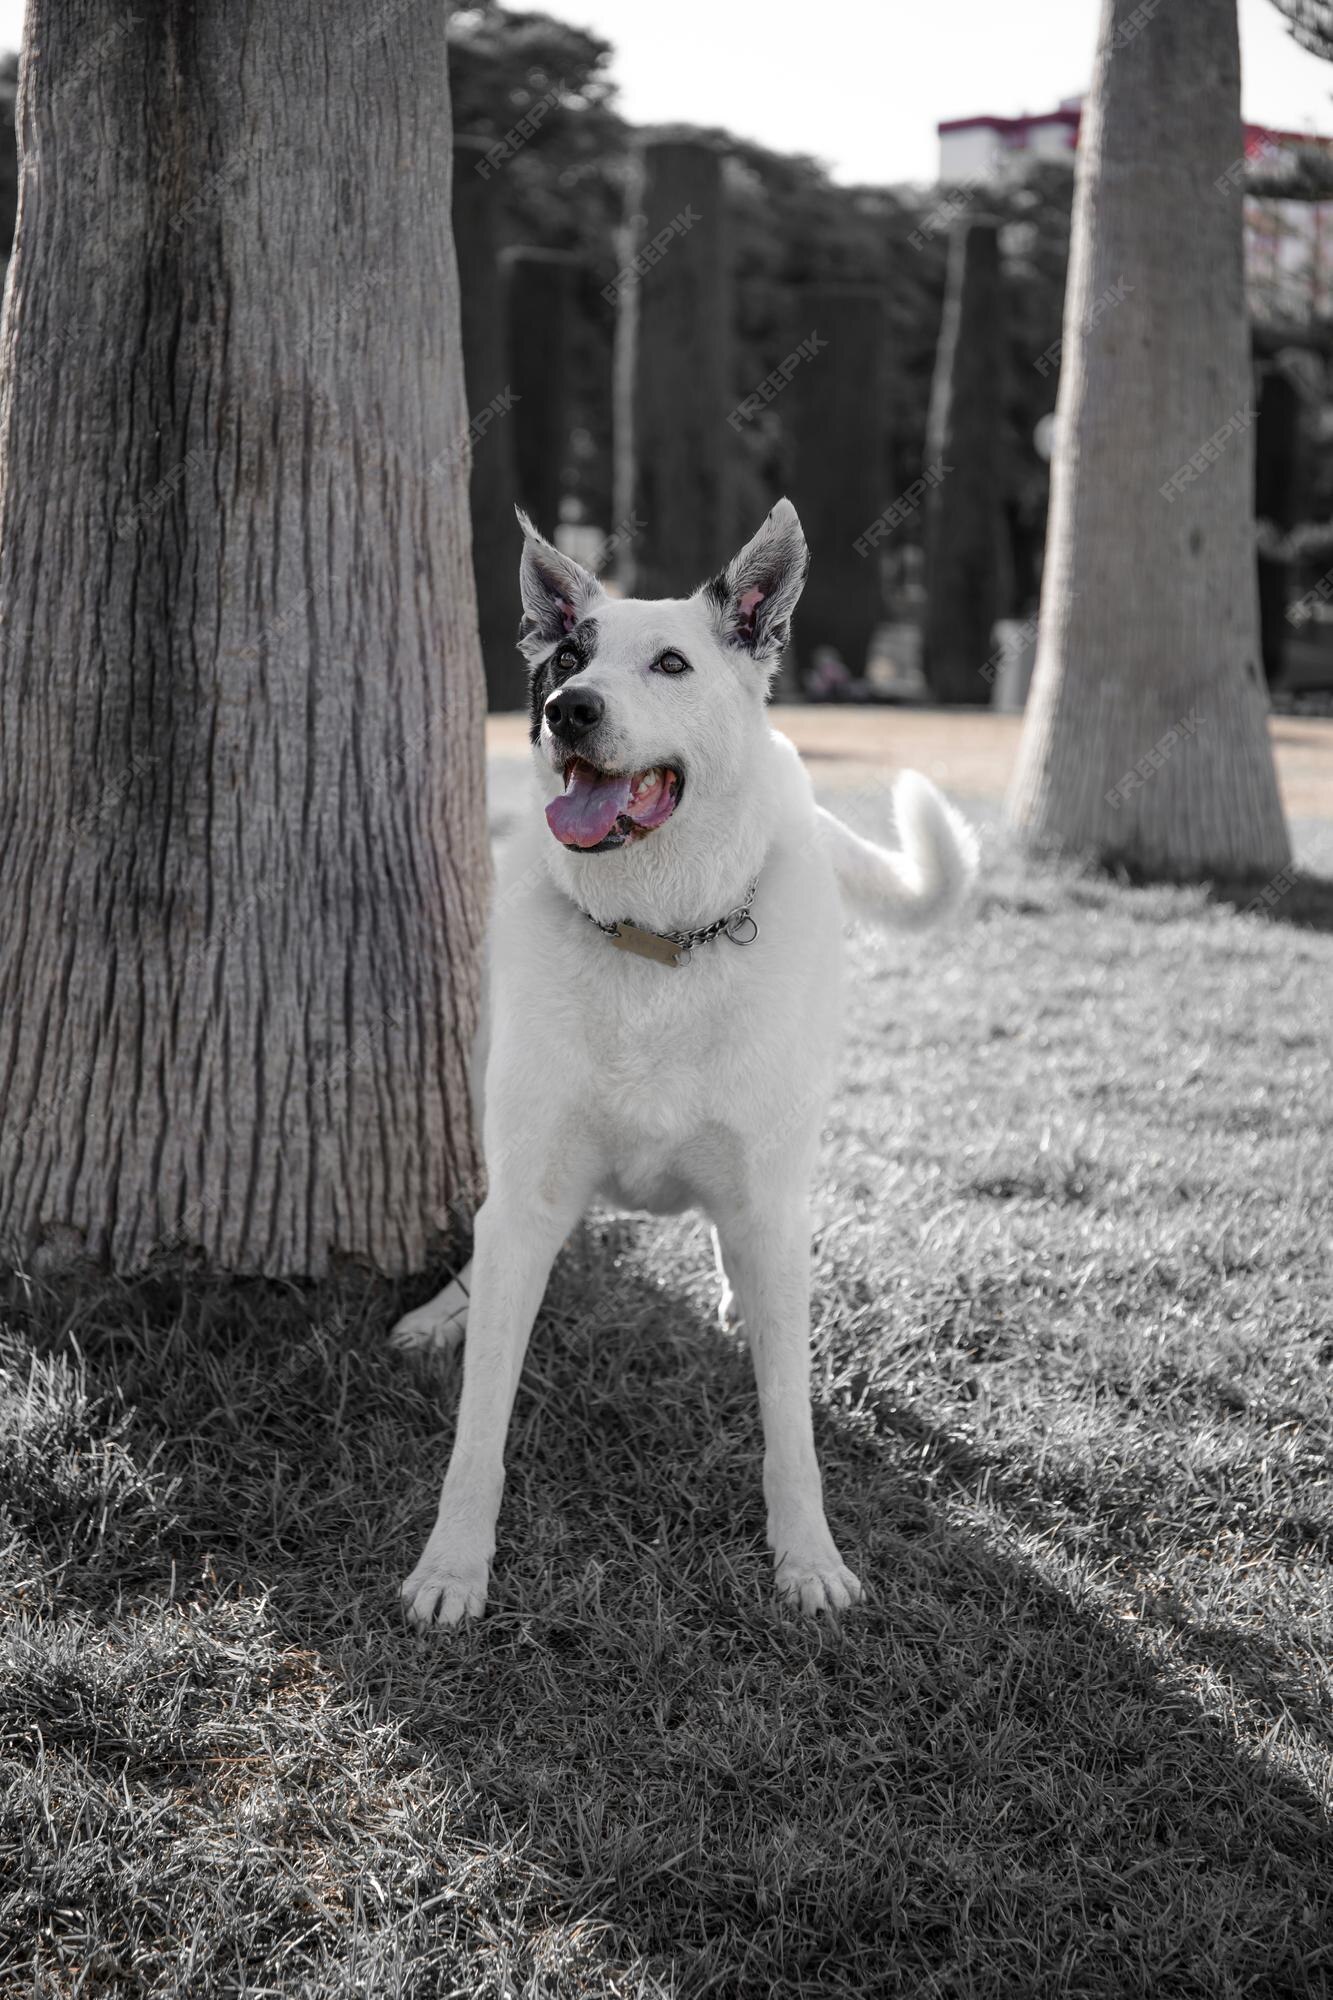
[546,765,634,848]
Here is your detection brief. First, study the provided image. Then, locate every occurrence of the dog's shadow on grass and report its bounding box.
[5,1240,1333,1994]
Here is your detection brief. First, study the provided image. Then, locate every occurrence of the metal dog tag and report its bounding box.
[609,920,689,967]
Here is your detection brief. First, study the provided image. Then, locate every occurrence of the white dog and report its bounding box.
[394,499,977,1629]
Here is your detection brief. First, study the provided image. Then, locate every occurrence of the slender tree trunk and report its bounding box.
[505,246,576,535]
[923,220,1005,704]
[789,285,885,688]
[1008,0,1290,879]
[453,136,525,710]
[0,0,489,1277]
[613,140,730,596]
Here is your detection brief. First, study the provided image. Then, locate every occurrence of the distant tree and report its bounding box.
[447,3,625,531]
[1254,362,1307,685]
[1267,0,1333,57]
[614,139,732,596]
[0,1,488,1274]
[923,220,1006,703]
[1009,0,1290,881]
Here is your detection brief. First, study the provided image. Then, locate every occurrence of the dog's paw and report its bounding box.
[401,1549,490,1631]
[774,1549,864,1617]
[390,1280,470,1355]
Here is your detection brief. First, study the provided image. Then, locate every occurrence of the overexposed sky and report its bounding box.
[0,0,1327,186]
[529,0,1333,184]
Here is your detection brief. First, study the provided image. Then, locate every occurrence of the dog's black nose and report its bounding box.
[544,685,604,739]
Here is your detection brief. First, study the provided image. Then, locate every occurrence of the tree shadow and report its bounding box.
[1207,867,1333,934]
[4,1244,1332,1996]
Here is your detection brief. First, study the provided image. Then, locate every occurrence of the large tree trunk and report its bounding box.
[923,220,1005,705]
[613,140,730,597]
[1008,0,1290,879]
[0,1,489,1277]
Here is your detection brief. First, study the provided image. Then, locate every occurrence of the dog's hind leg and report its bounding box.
[714,1199,862,1616]
[400,1178,588,1632]
[390,1261,473,1354]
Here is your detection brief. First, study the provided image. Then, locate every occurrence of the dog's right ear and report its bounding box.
[516,510,605,661]
[698,497,809,668]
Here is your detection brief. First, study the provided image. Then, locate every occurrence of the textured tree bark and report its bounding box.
[923,220,1005,705]
[1008,0,1290,880]
[504,246,576,537]
[0,0,489,1277]
[613,140,730,597]
[453,136,525,711]
[788,285,885,688]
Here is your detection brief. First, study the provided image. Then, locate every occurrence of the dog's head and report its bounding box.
[519,500,809,858]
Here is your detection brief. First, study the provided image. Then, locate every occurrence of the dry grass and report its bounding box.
[3,785,1332,1997]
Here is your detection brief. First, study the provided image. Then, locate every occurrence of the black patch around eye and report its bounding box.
[528,617,600,743]
[570,615,599,659]
[528,651,555,743]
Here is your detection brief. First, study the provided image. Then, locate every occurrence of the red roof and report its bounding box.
[938,110,1080,136]
[939,111,1331,153]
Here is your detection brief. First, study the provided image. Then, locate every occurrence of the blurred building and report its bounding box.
[939,102,1333,324]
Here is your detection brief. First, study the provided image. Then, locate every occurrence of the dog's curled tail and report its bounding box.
[817,773,978,931]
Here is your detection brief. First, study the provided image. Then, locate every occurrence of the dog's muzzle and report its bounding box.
[546,758,684,851]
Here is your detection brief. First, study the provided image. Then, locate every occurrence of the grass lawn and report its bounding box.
[3,773,1332,1998]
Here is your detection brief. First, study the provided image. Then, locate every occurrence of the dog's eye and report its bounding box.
[654,650,691,676]
[552,645,580,677]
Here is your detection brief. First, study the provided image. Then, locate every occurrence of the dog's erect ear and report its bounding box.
[699,497,809,665]
[516,509,605,660]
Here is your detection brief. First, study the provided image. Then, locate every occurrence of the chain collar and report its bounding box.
[578,877,760,968]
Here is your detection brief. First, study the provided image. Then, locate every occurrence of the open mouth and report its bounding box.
[546,758,684,852]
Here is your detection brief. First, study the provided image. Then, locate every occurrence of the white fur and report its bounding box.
[394,501,977,1630]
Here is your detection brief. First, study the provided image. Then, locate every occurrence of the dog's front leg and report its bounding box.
[716,1201,863,1615]
[401,1186,580,1631]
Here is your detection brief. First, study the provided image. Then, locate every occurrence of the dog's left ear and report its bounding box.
[698,497,809,666]
[517,509,605,660]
